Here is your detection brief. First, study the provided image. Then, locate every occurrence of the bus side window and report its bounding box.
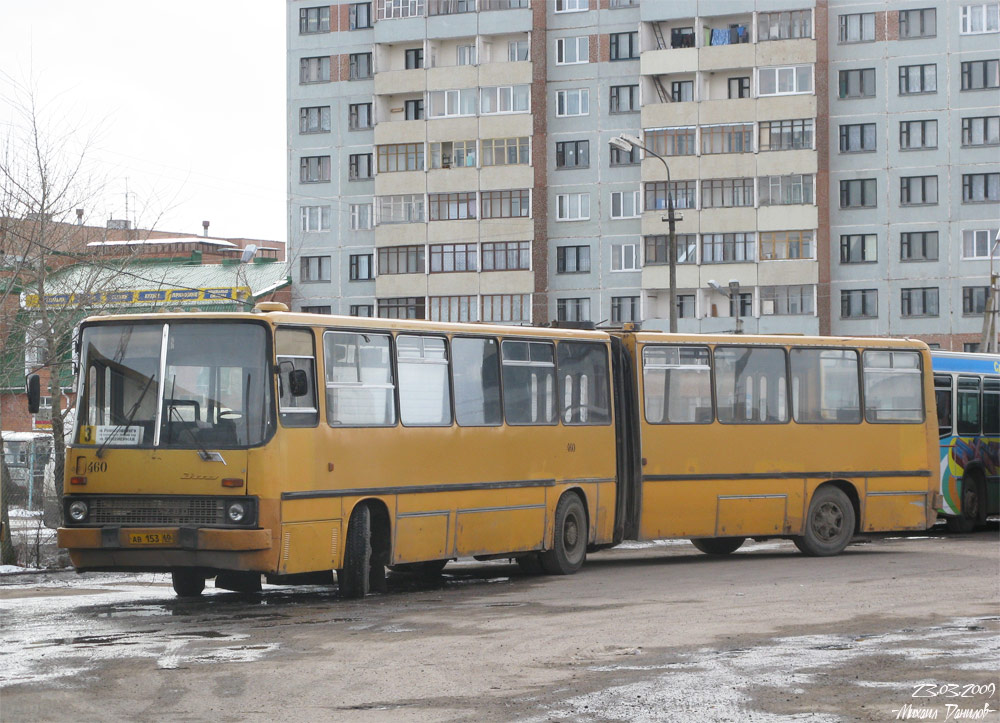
[984,378,999,436]
[323,331,395,427]
[957,376,981,436]
[557,342,611,425]
[276,328,318,427]
[715,346,787,424]
[452,337,501,426]
[397,335,451,426]
[501,340,556,425]
[934,374,953,438]
[862,350,923,423]
[789,349,860,424]
[641,345,712,424]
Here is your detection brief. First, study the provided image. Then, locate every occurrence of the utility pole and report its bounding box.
[980,236,999,353]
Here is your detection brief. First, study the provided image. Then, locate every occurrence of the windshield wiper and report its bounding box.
[96,373,155,458]
[166,375,226,464]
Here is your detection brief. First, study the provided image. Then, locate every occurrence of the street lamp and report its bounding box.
[609,133,680,333]
[981,230,1000,353]
[707,279,744,334]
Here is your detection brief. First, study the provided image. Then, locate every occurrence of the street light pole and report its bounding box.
[610,134,678,333]
[980,233,1000,353]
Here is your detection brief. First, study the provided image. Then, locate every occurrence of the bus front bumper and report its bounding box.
[58,526,272,552]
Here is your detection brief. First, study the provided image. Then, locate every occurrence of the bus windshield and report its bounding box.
[76,322,272,449]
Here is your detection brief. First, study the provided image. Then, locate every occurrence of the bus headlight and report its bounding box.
[226,502,246,523]
[68,500,89,522]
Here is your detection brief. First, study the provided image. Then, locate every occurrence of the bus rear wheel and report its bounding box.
[794,486,856,557]
[690,537,746,555]
[171,570,205,597]
[339,504,372,599]
[946,475,982,532]
[540,493,587,575]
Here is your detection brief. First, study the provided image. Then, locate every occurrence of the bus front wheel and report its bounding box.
[794,486,856,557]
[540,494,587,575]
[690,537,746,555]
[339,504,372,599]
[171,570,206,597]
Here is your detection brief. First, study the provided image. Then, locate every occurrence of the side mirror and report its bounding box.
[288,369,309,397]
[26,374,41,413]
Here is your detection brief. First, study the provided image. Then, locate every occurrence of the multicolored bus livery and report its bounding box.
[932,351,1000,532]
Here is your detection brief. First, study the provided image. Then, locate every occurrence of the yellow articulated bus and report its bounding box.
[50,306,940,598]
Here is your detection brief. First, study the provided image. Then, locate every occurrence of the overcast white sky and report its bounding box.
[0,1,287,242]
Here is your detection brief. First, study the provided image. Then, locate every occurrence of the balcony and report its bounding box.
[374,69,427,96]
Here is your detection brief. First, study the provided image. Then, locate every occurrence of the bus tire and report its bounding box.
[338,504,372,599]
[540,493,587,575]
[794,486,856,557]
[690,537,746,555]
[171,570,205,597]
[389,560,448,576]
[946,475,982,533]
[516,553,544,574]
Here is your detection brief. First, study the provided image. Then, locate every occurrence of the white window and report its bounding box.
[457,44,477,66]
[758,65,813,96]
[556,193,591,221]
[555,88,589,117]
[961,4,1000,33]
[300,205,331,232]
[350,203,374,230]
[556,36,589,64]
[610,190,640,219]
[612,243,639,271]
[377,194,425,224]
[428,88,478,117]
[508,40,529,61]
[481,85,530,114]
[378,0,424,19]
[555,0,587,11]
[963,228,1000,258]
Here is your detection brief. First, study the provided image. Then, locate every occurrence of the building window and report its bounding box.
[430,140,476,169]
[701,124,753,154]
[301,255,331,282]
[481,189,530,218]
[350,254,374,281]
[300,6,331,33]
[430,244,477,272]
[646,127,696,157]
[760,285,814,315]
[838,68,876,98]
[482,241,530,271]
[758,65,813,95]
[900,119,938,149]
[456,44,477,66]
[300,205,331,232]
[609,32,639,60]
[555,140,589,168]
[838,13,875,42]
[900,175,938,206]
[378,0,425,19]
[900,231,938,261]
[901,288,939,317]
[644,181,696,210]
[610,191,640,219]
[481,85,530,114]
[611,296,640,323]
[348,103,373,130]
[963,228,1000,257]
[676,294,696,319]
[404,99,424,120]
[668,26,695,49]
[556,36,589,65]
[758,119,814,151]
[841,289,878,319]
[350,304,374,317]
[556,193,590,221]
[349,53,373,80]
[429,296,477,322]
[961,59,1000,90]
[509,40,529,61]
[964,287,990,315]
[348,153,374,180]
[350,2,373,28]
[899,8,935,38]
[701,178,755,208]
[428,89,477,118]
[378,246,425,274]
[430,0,478,16]
[760,231,813,260]
[839,123,876,153]
[377,194,424,224]
[702,233,755,263]
[378,297,426,319]
[758,10,812,40]
[840,179,877,209]
[302,305,332,314]
[555,89,589,117]
[557,246,590,274]
[557,298,591,322]
[964,342,983,352]
[759,175,814,206]
[482,137,529,166]
[428,192,477,221]
[962,173,1000,203]
[610,85,639,113]
[960,3,1000,34]
[300,56,330,84]
[555,0,588,12]
[671,81,694,102]
[300,155,331,183]
[728,77,750,99]
[840,234,877,263]
[609,144,640,166]
[899,64,936,94]
[299,106,331,134]
[611,243,638,271]
[350,203,373,230]
[644,234,696,265]
[962,116,1000,146]
[376,143,424,172]
[482,294,530,323]
[404,48,423,70]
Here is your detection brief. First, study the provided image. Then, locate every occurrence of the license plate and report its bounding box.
[127,531,176,546]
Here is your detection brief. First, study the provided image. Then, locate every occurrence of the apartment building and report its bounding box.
[287,0,999,349]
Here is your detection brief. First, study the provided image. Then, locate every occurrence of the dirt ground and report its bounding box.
[1,531,998,722]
